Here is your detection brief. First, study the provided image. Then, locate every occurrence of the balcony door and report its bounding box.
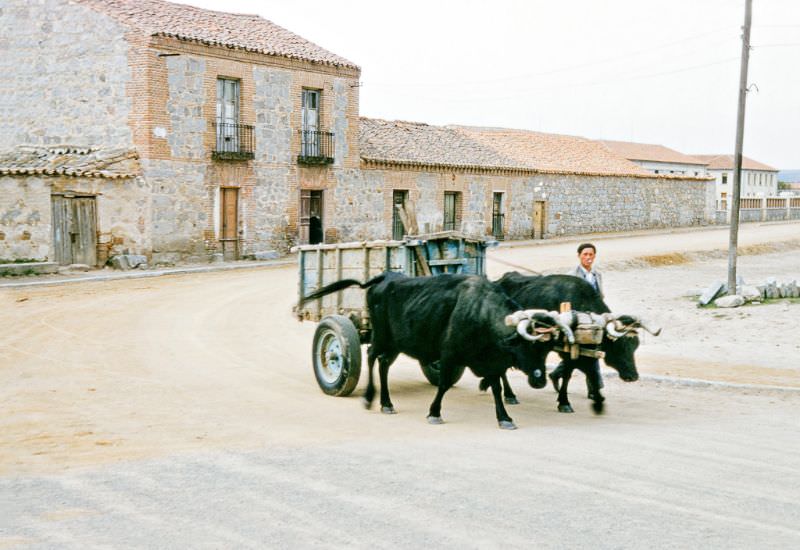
[301,89,320,157]
[216,78,240,154]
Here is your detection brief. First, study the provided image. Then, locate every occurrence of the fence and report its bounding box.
[715,196,800,223]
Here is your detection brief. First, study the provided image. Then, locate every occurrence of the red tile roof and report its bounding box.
[0,147,141,179]
[78,0,359,69]
[360,118,655,178]
[600,140,707,166]
[692,154,777,172]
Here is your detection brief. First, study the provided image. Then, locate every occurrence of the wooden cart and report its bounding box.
[293,231,496,396]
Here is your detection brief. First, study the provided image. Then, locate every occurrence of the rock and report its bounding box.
[68,263,91,272]
[756,285,767,300]
[765,279,781,299]
[739,285,762,303]
[698,281,725,306]
[715,295,745,308]
[109,254,148,270]
[254,250,280,261]
[210,253,224,264]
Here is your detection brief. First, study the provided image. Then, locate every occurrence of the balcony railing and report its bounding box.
[213,122,255,160]
[298,130,334,165]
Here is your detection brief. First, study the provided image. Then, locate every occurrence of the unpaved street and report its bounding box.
[1,222,799,548]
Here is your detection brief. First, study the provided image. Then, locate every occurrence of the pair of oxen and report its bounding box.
[301,271,660,430]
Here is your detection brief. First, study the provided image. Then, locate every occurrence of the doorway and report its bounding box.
[532,200,546,239]
[220,187,239,260]
[51,194,97,266]
[300,189,324,245]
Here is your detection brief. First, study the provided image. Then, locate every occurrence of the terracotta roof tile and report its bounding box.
[0,146,141,179]
[360,118,652,177]
[692,154,777,172]
[600,140,707,166]
[78,0,358,69]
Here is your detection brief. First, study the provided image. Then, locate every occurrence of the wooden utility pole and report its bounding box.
[727,0,753,295]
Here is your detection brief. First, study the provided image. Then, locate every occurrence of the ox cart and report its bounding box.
[293,231,496,396]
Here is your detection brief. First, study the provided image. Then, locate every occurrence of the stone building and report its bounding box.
[0,0,715,266]
[1,0,360,265]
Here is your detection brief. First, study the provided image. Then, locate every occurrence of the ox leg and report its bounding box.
[556,365,575,413]
[500,373,519,405]
[427,362,458,425]
[378,353,399,414]
[363,345,378,409]
[549,361,565,392]
[489,376,517,430]
[584,363,605,415]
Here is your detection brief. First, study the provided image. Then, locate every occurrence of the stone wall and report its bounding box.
[0,177,51,261]
[0,0,133,151]
[340,165,716,242]
[332,169,384,240]
[253,67,294,164]
[165,56,207,160]
[141,160,208,264]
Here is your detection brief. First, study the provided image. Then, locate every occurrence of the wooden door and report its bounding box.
[220,187,239,260]
[299,190,324,245]
[52,195,97,266]
[533,200,546,240]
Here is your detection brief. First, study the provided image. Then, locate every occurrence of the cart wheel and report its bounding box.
[420,361,466,386]
[312,315,362,396]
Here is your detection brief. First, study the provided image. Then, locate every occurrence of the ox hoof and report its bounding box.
[592,401,605,415]
[381,406,397,415]
[362,397,374,410]
[558,404,575,413]
[498,420,518,430]
[427,415,444,425]
[504,396,520,405]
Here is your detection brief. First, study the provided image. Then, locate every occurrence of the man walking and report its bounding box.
[549,242,604,397]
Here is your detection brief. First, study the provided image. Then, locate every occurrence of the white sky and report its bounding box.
[178,0,800,169]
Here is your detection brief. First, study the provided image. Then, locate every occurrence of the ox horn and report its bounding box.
[634,317,662,336]
[516,319,549,342]
[548,311,575,344]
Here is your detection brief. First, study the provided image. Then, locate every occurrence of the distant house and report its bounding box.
[599,140,708,177]
[692,155,779,202]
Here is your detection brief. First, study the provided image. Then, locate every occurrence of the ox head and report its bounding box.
[596,313,661,382]
[504,309,575,389]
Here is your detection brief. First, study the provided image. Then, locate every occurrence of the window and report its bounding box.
[392,190,408,240]
[301,89,320,157]
[443,191,461,231]
[216,78,240,152]
[491,192,505,239]
[722,173,728,184]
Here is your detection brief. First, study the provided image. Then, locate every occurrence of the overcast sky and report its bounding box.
[178,0,800,169]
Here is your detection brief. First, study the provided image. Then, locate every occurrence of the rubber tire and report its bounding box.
[312,315,362,396]
[420,361,466,387]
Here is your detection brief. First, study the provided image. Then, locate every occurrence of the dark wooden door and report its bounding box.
[299,190,324,244]
[220,187,239,260]
[52,195,97,266]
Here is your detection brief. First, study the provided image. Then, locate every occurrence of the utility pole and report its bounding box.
[727,0,753,295]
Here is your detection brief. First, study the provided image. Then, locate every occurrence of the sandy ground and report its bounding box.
[1,221,799,548]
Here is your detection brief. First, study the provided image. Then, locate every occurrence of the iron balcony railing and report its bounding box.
[213,122,255,160]
[298,129,334,165]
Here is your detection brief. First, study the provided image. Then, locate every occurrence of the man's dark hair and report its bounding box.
[577,243,596,254]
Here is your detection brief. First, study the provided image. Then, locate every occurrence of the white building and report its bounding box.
[600,140,708,177]
[693,155,779,202]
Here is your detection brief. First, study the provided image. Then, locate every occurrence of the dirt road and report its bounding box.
[1,221,799,548]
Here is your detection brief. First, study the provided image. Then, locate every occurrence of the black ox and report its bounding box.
[301,272,573,429]
[495,272,661,414]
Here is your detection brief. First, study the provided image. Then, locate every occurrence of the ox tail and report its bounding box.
[299,273,388,306]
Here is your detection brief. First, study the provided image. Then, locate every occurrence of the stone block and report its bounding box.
[254,250,280,261]
[210,253,224,263]
[698,281,725,306]
[110,254,147,270]
[739,285,762,303]
[715,295,745,308]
